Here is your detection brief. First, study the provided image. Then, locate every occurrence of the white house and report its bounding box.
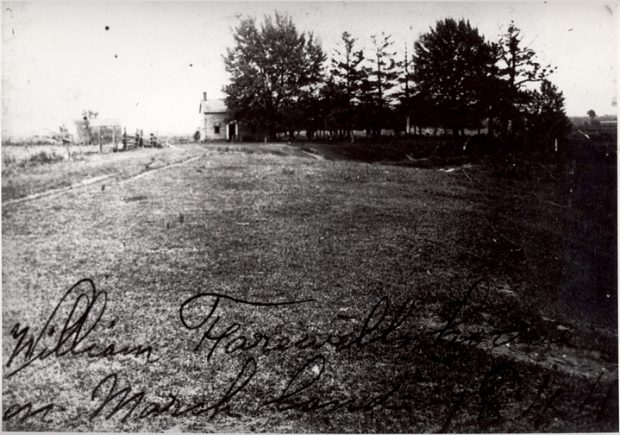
[199,92,239,141]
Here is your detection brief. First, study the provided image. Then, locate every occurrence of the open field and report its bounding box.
[2,143,617,432]
[3,144,107,168]
[2,144,206,202]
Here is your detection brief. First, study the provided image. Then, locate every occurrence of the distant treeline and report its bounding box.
[224,14,572,151]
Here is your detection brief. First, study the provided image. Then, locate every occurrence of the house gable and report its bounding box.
[199,92,243,141]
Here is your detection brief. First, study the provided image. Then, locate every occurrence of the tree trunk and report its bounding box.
[268,125,277,142]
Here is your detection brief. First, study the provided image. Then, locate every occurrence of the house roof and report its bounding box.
[200,98,227,114]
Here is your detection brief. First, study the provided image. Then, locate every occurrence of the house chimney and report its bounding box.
[203,91,207,101]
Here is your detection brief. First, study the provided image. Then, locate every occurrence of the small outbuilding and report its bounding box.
[91,118,123,152]
[199,92,240,141]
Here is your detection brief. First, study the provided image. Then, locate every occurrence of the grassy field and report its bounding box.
[2,143,617,432]
[2,144,205,202]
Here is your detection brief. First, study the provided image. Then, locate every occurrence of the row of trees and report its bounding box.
[223,13,570,145]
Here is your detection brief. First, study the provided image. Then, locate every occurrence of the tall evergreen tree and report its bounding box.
[494,21,557,136]
[398,42,418,135]
[361,32,400,136]
[327,31,366,141]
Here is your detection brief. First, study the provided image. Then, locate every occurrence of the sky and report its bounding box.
[1,1,618,138]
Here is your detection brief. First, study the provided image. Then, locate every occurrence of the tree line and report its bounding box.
[223,13,571,147]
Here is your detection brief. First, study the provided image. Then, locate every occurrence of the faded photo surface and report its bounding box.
[2,2,617,432]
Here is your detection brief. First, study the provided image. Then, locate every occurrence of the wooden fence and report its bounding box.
[114,129,162,152]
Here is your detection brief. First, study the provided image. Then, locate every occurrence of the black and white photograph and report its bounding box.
[1,1,618,432]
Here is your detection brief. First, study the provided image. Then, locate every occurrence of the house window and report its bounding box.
[214,125,220,134]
